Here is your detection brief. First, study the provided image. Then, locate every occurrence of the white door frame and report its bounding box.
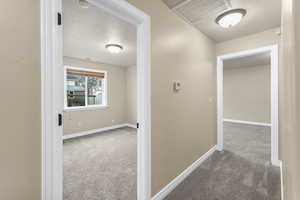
[216,45,280,166]
[41,0,151,200]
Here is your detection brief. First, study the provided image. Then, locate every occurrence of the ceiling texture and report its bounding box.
[63,0,137,67]
[162,0,282,42]
[224,52,271,68]
[63,0,281,66]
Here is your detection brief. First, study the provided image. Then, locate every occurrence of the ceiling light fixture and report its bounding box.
[216,8,247,28]
[105,44,124,54]
[78,0,90,8]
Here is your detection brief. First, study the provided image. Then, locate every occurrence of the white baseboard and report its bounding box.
[223,119,271,127]
[63,124,134,140]
[152,145,217,200]
[125,123,137,129]
[279,160,284,200]
[272,159,281,167]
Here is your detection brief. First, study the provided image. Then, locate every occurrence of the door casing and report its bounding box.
[41,0,152,199]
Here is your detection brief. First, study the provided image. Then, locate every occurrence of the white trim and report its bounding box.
[217,45,277,60]
[279,161,284,200]
[63,124,134,140]
[217,45,280,166]
[41,0,63,199]
[223,119,271,127]
[41,0,151,200]
[125,123,138,129]
[217,57,224,151]
[64,105,109,112]
[270,45,279,166]
[65,65,108,73]
[152,146,217,200]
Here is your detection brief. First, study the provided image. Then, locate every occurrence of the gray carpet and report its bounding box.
[224,122,271,165]
[165,122,281,200]
[63,127,137,200]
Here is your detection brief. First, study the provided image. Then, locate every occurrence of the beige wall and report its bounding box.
[128,0,217,195]
[63,57,128,135]
[126,66,137,125]
[224,65,271,123]
[0,0,41,200]
[216,27,281,56]
[1,0,216,198]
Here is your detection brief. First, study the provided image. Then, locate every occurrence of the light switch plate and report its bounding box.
[173,81,181,92]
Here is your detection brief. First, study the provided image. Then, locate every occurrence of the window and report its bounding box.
[65,66,107,110]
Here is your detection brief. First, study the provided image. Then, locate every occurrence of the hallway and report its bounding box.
[165,122,281,200]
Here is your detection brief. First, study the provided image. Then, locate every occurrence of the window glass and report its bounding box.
[66,74,86,107]
[65,67,106,109]
[87,76,103,105]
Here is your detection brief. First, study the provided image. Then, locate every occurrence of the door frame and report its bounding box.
[216,45,280,166]
[41,0,152,199]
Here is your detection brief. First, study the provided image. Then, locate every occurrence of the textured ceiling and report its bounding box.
[63,0,136,67]
[163,0,281,42]
[224,52,271,68]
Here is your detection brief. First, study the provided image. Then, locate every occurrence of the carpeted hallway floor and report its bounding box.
[165,122,281,200]
[63,123,281,200]
[63,127,137,200]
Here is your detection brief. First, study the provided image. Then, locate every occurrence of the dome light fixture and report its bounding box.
[105,44,124,54]
[78,0,90,8]
[216,8,247,28]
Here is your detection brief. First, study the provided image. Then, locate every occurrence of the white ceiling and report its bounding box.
[63,0,137,67]
[224,52,271,68]
[163,0,281,42]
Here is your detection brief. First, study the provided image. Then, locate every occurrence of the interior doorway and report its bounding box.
[41,0,151,200]
[216,45,279,166]
[62,1,139,198]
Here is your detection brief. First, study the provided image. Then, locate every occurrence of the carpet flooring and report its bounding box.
[63,127,137,200]
[165,122,281,200]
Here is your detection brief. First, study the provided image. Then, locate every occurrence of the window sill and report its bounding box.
[64,105,109,112]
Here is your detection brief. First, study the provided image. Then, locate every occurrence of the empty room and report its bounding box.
[62,0,138,199]
[223,53,273,162]
[223,52,280,198]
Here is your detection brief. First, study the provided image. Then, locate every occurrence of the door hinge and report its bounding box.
[136,123,139,129]
[58,113,63,126]
[57,12,62,26]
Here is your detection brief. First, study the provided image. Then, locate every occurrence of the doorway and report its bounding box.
[216,45,279,166]
[41,0,151,200]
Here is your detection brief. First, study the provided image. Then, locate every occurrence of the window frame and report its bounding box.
[64,65,108,111]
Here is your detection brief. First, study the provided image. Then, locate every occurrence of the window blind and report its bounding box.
[67,69,105,78]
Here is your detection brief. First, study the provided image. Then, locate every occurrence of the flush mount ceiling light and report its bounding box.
[78,0,90,8]
[216,8,247,28]
[105,44,124,54]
